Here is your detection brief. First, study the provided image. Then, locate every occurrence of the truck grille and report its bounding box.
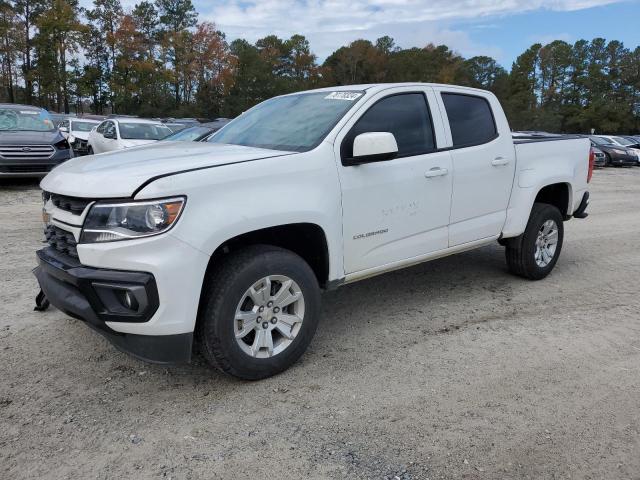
[43,192,93,215]
[45,225,78,258]
[0,145,55,160]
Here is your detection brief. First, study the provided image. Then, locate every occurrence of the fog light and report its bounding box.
[92,282,150,319]
[123,290,139,311]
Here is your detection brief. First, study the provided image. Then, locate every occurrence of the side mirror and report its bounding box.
[59,126,68,133]
[347,132,398,165]
[104,130,115,139]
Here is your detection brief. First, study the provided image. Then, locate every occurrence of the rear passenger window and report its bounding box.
[342,93,435,160]
[442,93,497,147]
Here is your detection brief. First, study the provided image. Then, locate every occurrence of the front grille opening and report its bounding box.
[45,225,78,258]
[0,164,53,173]
[45,192,92,215]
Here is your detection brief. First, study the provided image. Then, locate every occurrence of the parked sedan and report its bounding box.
[592,146,606,167]
[596,135,640,158]
[589,136,639,166]
[59,118,101,155]
[620,135,640,149]
[87,118,173,154]
[0,104,73,177]
[161,120,231,142]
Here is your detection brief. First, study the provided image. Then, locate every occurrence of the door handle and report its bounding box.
[424,167,449,178]
[491,157,510,166]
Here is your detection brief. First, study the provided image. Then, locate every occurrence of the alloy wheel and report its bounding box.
[234,275,305,358]
[534,219,559,267]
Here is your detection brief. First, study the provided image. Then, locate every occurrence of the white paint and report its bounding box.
[40,82,590,337]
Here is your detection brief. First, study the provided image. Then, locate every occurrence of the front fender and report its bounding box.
[135,147,345,282]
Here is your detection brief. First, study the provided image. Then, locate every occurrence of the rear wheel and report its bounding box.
[505,203,564,280]
[197,245,321,380]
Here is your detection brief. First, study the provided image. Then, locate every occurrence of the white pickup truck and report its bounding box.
[35,83,592,379]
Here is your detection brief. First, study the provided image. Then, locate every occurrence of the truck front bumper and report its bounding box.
[33,247,193,364]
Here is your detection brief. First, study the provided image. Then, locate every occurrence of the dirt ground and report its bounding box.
[1,168,639,480]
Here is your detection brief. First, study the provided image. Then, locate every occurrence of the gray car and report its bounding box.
[0,104,73,177]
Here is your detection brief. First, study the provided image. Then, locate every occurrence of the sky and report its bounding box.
[117,0,640,68]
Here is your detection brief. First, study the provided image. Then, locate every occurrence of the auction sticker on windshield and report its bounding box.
[325,92,362,101]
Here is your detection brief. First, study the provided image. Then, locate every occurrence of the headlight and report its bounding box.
[54,138,70,150]
[81,197,185,243]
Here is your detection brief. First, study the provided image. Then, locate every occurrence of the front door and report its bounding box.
[336,89,453,274]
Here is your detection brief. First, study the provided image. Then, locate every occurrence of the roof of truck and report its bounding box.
[293,83,492,95]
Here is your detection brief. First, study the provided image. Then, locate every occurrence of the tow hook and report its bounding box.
[34,289,50,311]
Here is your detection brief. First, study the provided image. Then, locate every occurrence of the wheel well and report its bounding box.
[206,223,330,288]
[535,183,570,217]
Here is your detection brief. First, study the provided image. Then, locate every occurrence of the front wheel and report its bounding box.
[505,203,564,280]
[197,245,321,380]
[87,145,94,155]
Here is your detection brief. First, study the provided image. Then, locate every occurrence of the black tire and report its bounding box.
[604,153,612,166]
[197,245,321,380]
[87,145,94,155]
[505,203,564,280]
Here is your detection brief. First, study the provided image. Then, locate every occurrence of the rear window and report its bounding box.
[119,123,172,140]
[442,93,497,148]
[71,121,98,132]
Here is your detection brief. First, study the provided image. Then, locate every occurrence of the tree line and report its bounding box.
[0,0,638,133]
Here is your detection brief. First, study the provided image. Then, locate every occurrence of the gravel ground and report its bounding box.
[1,168,639,480]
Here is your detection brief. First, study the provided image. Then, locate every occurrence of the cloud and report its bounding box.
[196,0,621,59]
[200,0,622,31]
[80,0,624,63]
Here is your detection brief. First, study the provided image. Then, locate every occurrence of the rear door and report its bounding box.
[335,87,453,274]
[434,89,516,246]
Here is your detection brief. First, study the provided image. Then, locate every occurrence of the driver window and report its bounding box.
[341,93,435,162]
[105,122,116,138]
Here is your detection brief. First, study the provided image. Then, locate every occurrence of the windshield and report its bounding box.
[209,91,364,152]
[119,123,172,140]
[0,108,55,132]
[590,136,610,146]
[612,136,633,146]
[71,121,98,132]
[164,126,212,141]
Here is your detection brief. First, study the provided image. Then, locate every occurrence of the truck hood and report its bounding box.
[0,130,63,145]
[40,142,292,198]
